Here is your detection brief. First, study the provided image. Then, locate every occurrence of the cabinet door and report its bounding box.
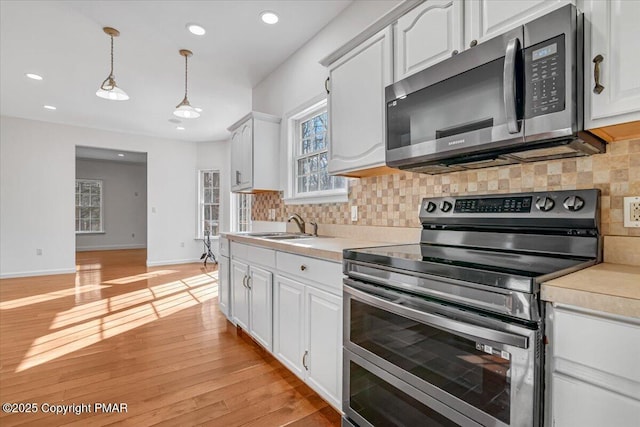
[328,27,392,175]
[230,129,243,192]
[585,0,640,128]
[551,374,640,427]
[305,286,342,409]
[218,255,230,318]
[249,265,273,351]
[230,260,249,330]
[240,120,253,189]
[465,0,571,46]
[394,0,463,81]
[273,275,305,379]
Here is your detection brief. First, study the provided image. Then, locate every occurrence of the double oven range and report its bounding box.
[342,189,601,427]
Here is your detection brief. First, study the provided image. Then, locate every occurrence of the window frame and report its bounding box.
[75,178,104,234]
[197,169,220,239]
[232,193,252,232]
[284,95,348,205]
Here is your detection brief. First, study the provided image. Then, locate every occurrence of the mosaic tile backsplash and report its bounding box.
[253,138,640,236]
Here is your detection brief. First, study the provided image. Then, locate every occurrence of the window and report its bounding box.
[284,98,347,204]
[233,193,252,232]
[75,179,103,233]
[199,170,220,238]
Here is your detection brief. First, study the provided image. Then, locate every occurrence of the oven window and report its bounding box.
[350,361,461,427]
[350,299,511,424]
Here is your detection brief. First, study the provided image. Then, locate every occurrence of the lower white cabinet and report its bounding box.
[274,274,342,410]
[218,255,230,317]
[546,303,640,427]
[230,258,274,351]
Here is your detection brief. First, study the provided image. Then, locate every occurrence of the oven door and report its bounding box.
[343,280,541,427]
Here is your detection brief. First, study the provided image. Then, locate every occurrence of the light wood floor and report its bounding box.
[0,250,341,426]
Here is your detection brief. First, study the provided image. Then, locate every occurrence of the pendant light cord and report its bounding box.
[109,35,114,78]
[184,54,188,98]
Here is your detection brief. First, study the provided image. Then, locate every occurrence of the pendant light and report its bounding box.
[96,27,129,101]
[173,49,200,119]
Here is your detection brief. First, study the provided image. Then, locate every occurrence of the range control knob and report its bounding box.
[440,201,453,212]
[425,201,437,213]
[563,195,585,211]
[535,196,555,212]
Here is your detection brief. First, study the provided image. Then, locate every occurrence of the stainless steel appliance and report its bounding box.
[385,5,605,174]
[342,189,601,427]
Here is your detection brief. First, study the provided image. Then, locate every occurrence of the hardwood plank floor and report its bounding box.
[0,250,341,426]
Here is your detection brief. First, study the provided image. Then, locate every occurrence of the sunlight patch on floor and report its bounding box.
[0,284,110,310]
[15,274,217,372]
[103,270,178,285]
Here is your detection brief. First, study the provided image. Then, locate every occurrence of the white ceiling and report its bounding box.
[0,0,352,142]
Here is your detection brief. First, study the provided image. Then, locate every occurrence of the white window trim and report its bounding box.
[75,178,104,234]
[196,169,220,240]
[283,93,348,205]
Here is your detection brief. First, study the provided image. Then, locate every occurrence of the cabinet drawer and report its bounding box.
[276,252,342,294]
[230,242,276,269]
[552,305,640,383]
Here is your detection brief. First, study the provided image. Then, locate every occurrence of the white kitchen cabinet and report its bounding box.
[229,242,276,351]
[304,285,342,409]
[231,259,250,330]
[464,0,571,47]
[545,303,640,427]
[394,0,463,81]
[274,252,343,410]
[218,238,230,318]
[327,27,393,176]
[583,0,640,129]
[228,112,281,192]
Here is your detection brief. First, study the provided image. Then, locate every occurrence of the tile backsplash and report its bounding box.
[253,138,640,236]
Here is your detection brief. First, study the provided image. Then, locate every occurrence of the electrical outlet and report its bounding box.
[180,242,185,247]
[623,196,640,228]
[351,206,358,222]
[269,209,276,220]
[36,248,42,256]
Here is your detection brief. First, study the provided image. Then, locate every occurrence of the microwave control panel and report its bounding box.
[524,34,566,118]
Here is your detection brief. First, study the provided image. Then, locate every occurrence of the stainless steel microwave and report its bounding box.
[385,4,605,174]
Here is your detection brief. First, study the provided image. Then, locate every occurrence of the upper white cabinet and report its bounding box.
[394,0,463,81]
[584,0,640,129]
[327,27,393,176]
[546,303,640,427]
[464,0,572,47]
[228,112,281,193]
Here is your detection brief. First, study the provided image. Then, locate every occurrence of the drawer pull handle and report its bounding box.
[593,54,604,94]
[303,350,309,370]
[300,265,307,271]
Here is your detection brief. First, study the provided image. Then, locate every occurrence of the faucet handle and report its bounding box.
[309,221,318,237]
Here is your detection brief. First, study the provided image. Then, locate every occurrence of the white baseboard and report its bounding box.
[0,267,77,279]
[146,258,203,267]
[76,244,147,252]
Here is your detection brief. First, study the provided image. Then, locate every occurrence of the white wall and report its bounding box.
[252,0,401,190]
[75,159,147,251]
[0,116,229,277]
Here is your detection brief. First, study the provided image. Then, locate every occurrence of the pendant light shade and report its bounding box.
[96,27,129,101]
[174,49,200,119]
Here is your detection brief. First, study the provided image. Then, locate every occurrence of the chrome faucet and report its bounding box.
[287,213,306,234]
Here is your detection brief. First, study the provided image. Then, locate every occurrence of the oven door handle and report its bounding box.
[345,280,529,349]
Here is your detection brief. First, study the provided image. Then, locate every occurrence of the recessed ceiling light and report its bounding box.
[43,105,56,110]
[176,126,185,131]
[117,153,125,157]
[260,11,279,25]
[25,73,43,80]
[187,24,206,36]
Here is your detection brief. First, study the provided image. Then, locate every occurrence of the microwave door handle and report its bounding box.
[503,37,521,134]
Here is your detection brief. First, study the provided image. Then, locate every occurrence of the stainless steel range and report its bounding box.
[342,189,601,427]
